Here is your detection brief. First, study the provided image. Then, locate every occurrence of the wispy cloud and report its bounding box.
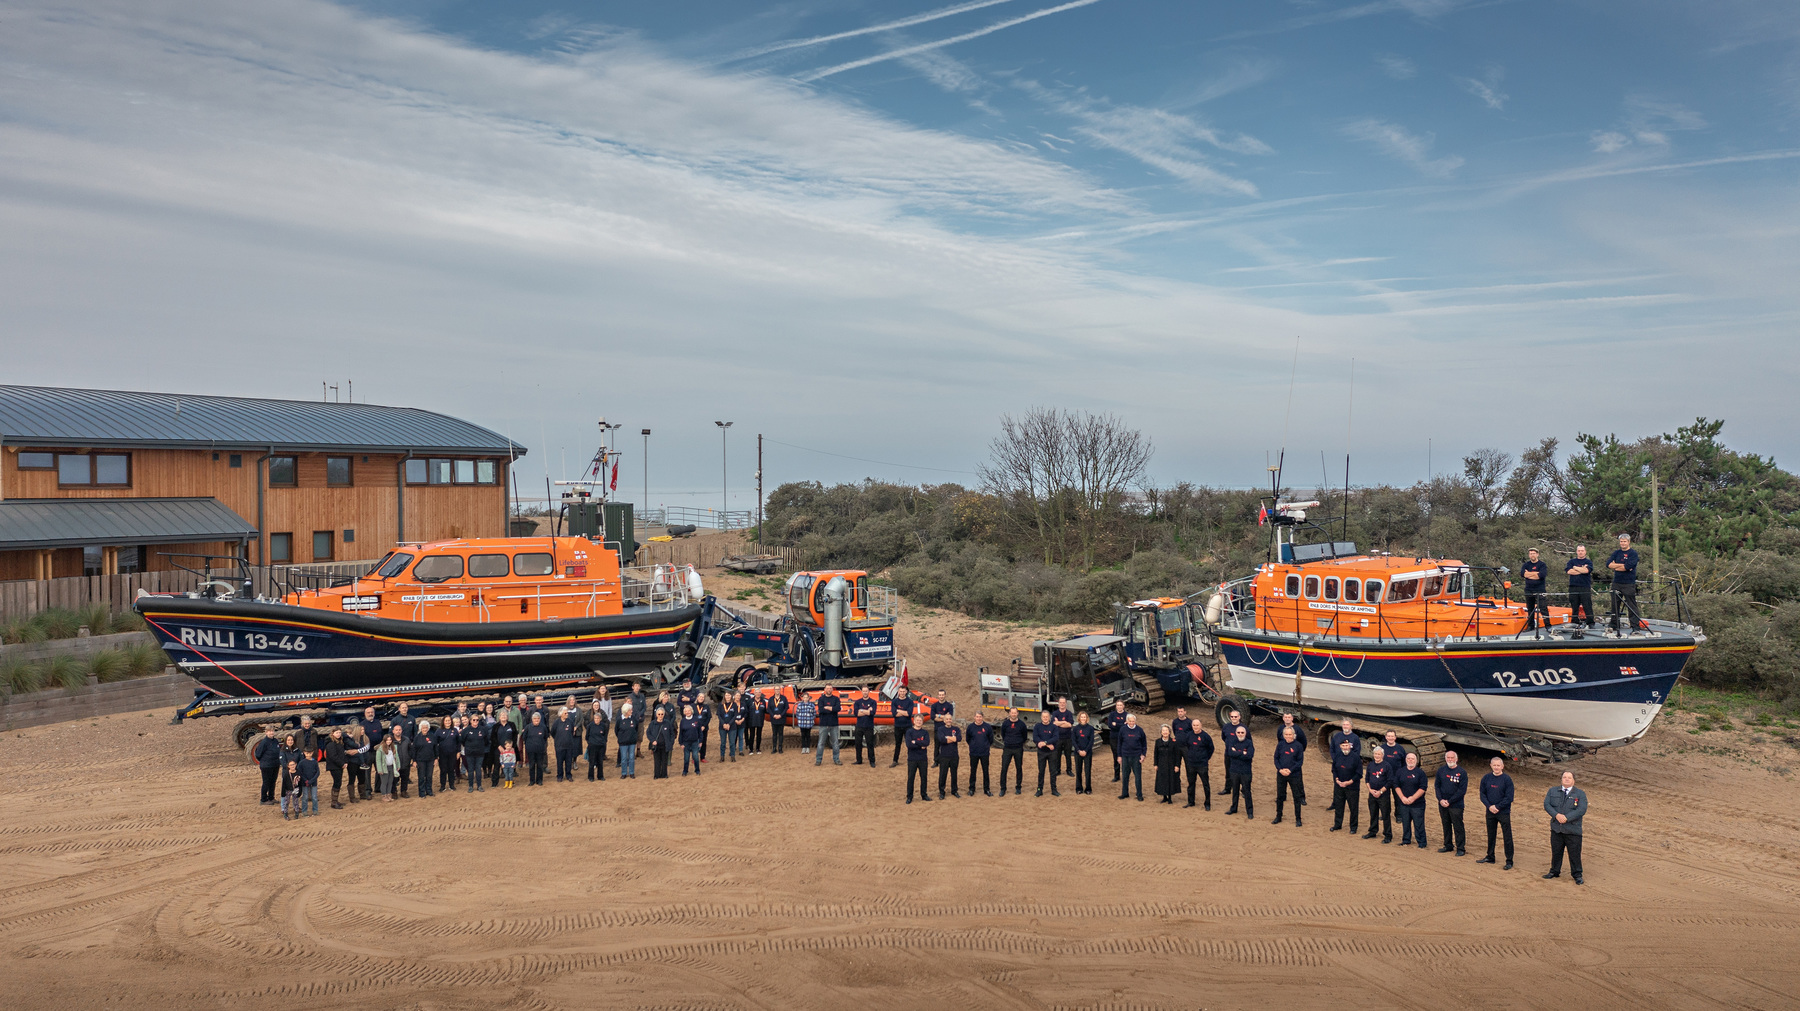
[725,0,1019,62]
[797,0,1107,82]
[1458,66,1508,110]
[1020,81,1270,196]
[1217,0,1482,42]
[1589,95,1707,152]
[1375,54,1417,80]
[1343,119,1464,177]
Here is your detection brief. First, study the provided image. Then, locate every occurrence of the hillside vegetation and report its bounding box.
[761,414,1800,708]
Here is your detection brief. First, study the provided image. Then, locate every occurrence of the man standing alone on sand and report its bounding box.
[1543,770,1587,885]
[1434,751,1467,856]
[1478,756,1515,870]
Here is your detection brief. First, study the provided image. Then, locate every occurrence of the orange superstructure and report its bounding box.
[279,536,695,624]
[1249,554,1562,641]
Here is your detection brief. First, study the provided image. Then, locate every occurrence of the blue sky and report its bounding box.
[2,0,1797,513]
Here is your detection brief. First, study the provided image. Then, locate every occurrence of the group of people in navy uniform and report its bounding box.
[248,680,1591,882]
[1518,534,1644,636]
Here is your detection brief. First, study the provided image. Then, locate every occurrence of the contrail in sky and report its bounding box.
[797,0,1108,82]
[727,0,1020,62]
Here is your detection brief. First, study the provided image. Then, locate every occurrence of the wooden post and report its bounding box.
[1650,469,1660,605]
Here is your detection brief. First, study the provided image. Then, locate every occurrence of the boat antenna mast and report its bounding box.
[554,416,623,514]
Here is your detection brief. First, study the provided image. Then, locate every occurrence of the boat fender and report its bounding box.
[1204,590,1225,626]
[684,566,705,600]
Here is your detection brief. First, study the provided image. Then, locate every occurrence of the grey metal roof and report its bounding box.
[0,498,258,550]
[0,385,527,456]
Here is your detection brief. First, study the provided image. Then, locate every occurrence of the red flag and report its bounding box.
[609,459,619,492]
[1258,505,1269,526]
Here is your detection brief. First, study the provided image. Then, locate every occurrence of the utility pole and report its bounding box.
[641,429,651,523]
[756,433,764,546]
[714,421,733,528]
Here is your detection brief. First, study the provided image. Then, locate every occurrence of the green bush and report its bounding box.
[86,649,131,683]
[123,641,170,677]
[45,654,86,692]
[2,657,43,694]
[36,609,83,640]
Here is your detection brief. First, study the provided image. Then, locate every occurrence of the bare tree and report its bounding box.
[979,408,1151,567]
[1462,448,1514,521]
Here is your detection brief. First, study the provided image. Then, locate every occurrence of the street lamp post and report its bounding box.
[714,421,733,527]
[641,429,651,523]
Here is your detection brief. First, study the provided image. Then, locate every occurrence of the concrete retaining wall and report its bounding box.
[0,631,157,665]
[0,671,201,731]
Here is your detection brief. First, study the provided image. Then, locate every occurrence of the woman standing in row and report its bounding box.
[1153,725,1182,804]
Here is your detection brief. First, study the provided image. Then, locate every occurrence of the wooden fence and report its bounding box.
[1,671,201,731]
[0,561,381,622]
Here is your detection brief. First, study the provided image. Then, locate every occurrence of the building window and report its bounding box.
[229,454,242,468]
[59,454,90,484]
[343,528,355,544]
[453,459,475,484]
[270,533,293,564]
[476,460,497,484]
[312,531,335,562]
[269,456,297,486]
[95,454,129,485]
[405,458,428,484]
[83,546,104,576]
[54,453,131,487]
[429,459,453,485]
[18,452,53,469]
[327,456,353,486]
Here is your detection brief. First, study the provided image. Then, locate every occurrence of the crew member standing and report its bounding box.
[1116,714,1147,802]
[1521,548,1550,632]
[766,692,789,755]
[1608,534,1642,634]
[1566,546,1595,629]
[1104,700,1130,783]
[1273,725,1305,826]
[1170,708,1194,747]
[1033,710,1061,797]
[437,716,463,792]
[889,687,916,767]
[1328,717,1358,756]
[998,708,1028,796]
[1478,755,1515,869]
[1329,736,1360,833]
[852,688,878,767]
[1434,751,1467,855]
[1218,710,1245,795]
[1363,745,1393,843]
[1395,751,1427,847]
[1071,711,1095,795]
[1543,770,1587,884]
[410,721,434,799]
[814,687,842,766]
[904,715,932,804]
[551,708,579,782]
[1224,724,1254,819]
[966,711,995,796]
[1183,720,1214,809]
[1153,725,1182,803]
[252,726,281,805]
[1053,698,1076,775]
[936,720,962,799]
[521,712,549,787]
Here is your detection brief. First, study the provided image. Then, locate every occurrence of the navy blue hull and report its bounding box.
[1216,629,1695,744]
[136,595,701,698]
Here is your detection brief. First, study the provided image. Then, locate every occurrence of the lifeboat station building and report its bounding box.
[0,385,525,581]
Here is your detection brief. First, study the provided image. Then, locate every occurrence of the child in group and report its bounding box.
[499,742,517,788]
[281,759,304,820]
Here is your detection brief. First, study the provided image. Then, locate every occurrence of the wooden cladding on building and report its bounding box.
[4,447,509,567]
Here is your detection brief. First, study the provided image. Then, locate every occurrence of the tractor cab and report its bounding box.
[1029,634,1132,711]
[785,570,877,627]
[1113,597,1208,668]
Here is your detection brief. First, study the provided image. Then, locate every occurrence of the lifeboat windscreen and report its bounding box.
[376,552,414,579]
[413,555,464,583]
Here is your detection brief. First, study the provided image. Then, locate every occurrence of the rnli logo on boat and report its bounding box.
[1620,666,1642,677]
[401,593,466,603]
[341,595,380,611]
